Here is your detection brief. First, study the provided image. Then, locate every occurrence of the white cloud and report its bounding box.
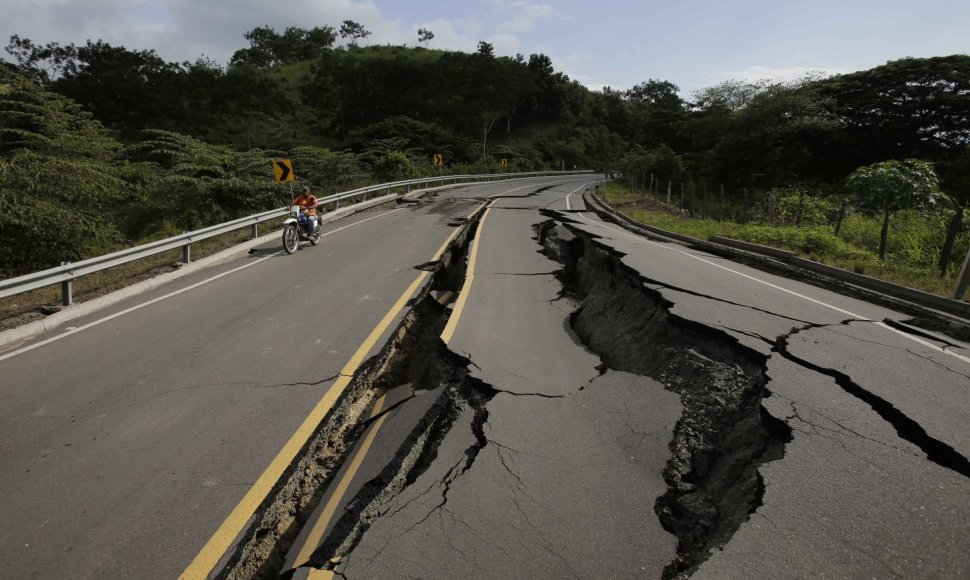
[497,2,553,33]
[487,32,520,55]
[410,18,477,51]
[0,0,411,64]
[0,0,565,68]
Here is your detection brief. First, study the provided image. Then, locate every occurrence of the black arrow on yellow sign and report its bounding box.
[273,159,294,182]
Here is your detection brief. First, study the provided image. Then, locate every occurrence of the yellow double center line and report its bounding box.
[289,203,495,573]
[440,205,491,345]
[290,395,391,567]
[180,202,487,579]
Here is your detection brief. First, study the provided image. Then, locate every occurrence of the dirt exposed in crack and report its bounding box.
[215,207,487,580]
[535,218,792,579]
[306,322,500,574]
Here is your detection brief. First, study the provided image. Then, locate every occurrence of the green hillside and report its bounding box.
[2,28,969,279]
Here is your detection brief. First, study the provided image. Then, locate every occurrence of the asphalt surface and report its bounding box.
[334,190,681,578]
[322,184,969,579]
[2,174,969,579]
[0,178,573,579]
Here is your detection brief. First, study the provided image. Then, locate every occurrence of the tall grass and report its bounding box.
[600,182,970,301]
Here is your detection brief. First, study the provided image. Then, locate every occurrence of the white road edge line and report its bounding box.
[576,212,970,367]
[564,183,591,211]
[0,208,407,363]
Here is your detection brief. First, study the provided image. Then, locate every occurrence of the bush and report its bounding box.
[371,151,418,182]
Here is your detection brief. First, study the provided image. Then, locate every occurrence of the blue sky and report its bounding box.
[2,0,968,95]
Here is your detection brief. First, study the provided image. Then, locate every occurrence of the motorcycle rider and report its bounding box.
[291,186,319,240]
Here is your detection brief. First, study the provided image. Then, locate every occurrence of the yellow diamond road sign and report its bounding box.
[273,159,294,182]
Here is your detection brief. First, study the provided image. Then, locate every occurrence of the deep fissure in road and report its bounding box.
[774,328,970,478]
[536,219,792,578]
[218,208,492,579]
[314,346,497,573]
[226,202,795,578]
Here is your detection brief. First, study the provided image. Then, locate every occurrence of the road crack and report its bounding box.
[774,334,970,479]
[535,218,793,578]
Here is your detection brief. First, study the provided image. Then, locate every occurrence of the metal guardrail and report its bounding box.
[0,171,592,304]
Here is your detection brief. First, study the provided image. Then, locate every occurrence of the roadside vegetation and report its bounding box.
[600,181,969,300]
[1,23,969,303]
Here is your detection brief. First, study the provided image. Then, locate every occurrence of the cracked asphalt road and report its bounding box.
[2,174,968,579]
[563,211,970,578]
[336,193,682,578]
[324,187,968,579]
[0,177,576,579]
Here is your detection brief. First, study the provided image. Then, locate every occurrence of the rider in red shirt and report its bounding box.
[291,186,319,239]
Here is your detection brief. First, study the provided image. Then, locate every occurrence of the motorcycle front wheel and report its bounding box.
[282,225,299,254]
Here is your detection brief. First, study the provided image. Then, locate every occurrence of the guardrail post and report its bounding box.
[181,234,191,264]
[953,246,970,300]
[60,262,73,306]
[251,223,258,239]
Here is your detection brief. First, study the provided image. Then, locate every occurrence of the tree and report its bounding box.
[845,159,942,259]
[476,41,494,58]
[231,26,336,68]
[692,79,764,112]
[626,79,684,110]
[937,147,970,275]
[711,79,842,186]
[625,79,687,148]
[465,45,504,160]
[617,144,685,199]
[303,26,338,57]
[417,28,434,48]
[817,56,970,171]
[4,35,78,83]
[340,20,371,47]
[49,39,182,137]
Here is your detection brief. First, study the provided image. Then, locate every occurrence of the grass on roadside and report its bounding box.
[598,182,968,302]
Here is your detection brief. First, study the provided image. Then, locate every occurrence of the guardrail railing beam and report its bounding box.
[0,170,595,303]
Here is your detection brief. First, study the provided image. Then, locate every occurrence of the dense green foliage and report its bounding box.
[2,27,969,281]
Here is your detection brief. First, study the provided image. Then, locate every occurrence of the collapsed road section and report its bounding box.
[210,208,491,579]
[220,205,805,578]
[536,219,793,578]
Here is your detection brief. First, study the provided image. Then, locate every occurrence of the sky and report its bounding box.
[1,0,968,95]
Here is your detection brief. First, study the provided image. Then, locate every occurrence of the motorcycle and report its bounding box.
[282,205,320,254]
